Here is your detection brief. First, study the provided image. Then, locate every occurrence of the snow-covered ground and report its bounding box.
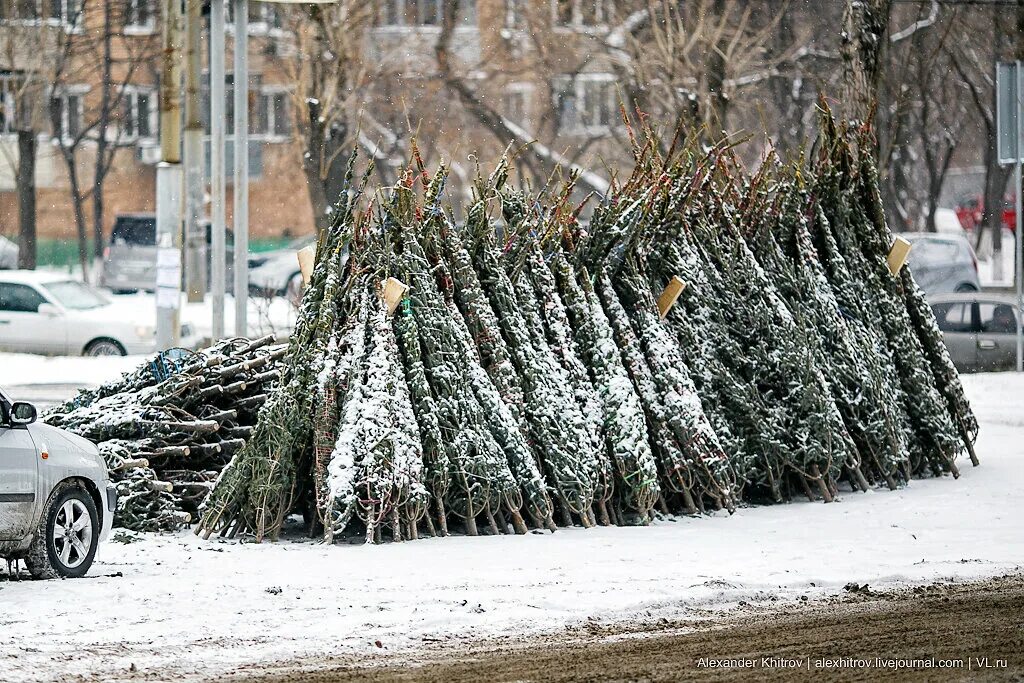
[0,373,1022,682]
[1,353,146,389]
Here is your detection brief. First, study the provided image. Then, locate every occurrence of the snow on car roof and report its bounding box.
[898,232,967,244]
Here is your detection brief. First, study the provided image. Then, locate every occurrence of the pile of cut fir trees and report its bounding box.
[44,337,286,531]
[196,116,978,545]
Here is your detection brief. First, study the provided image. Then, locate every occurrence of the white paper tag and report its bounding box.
[156,247,182,290]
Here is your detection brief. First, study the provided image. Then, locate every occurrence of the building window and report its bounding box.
[49,88,85,142]
[553,0,615,27]
[0,72,26,134]
[505,0,526,29]
[1,0,80,26]
[503,84,531,128]
[376,0,475,27]
[124,0,155,32]
[554,74,615,133]
[255,89,291,139]
[202,72,290,140]
[46,0,81,26]
[121,86,155,141]
[227,2,283,33]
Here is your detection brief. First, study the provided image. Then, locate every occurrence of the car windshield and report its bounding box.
[43,280,108,310]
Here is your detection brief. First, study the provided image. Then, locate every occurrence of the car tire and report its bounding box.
[24,482,99,580]
[955,283,978,293]
[83,338,127,357]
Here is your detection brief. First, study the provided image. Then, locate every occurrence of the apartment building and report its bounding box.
[0,1,630,250]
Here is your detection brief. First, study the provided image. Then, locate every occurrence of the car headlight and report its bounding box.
[135,324,155,338]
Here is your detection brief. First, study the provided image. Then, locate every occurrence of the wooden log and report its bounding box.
[205,409,238,423]
[111,458,149,471]
[222,380,248,395]
[233,394,268,411]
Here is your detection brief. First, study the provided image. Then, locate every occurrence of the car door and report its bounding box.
[976,301,1019,371]
[929,301,977,372]
[906,240,937,293]
[0,398,40,541]
[0,282,62,354]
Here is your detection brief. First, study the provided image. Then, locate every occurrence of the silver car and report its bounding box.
[0,387,115,578]
[901,233,980,294]
[930,293,1022,372]
[248,235,314,303]
[102,213,234,294]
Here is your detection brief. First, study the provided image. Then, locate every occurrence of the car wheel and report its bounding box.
[84,338,127,357]
[285,271,304,306]
[955,283,978,293]
[24,482,99,579]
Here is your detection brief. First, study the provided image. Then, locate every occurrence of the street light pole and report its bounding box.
[155,0,183,350]
[1016,61,1023,373]
[210,0,227,341]
[233,0,249,337]
[183,0,205,303]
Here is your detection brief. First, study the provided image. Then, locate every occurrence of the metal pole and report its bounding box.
[1015,160,1022,372]
[210,0,226,340]
[233,0,249,337]
[1017,61,1023,373]
[183,0,206,303]
[155,163,183,348]
[156,0,183,350]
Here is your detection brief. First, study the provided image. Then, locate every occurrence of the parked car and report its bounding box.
[248,234,315,303]
[102,213,234,294]
[0,387,115,578]
[930,292,1021,372]
[0,235,18,269]
[0,270,193,356]
[899,232,980,295]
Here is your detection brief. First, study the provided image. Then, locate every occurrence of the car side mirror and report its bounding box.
[37,303,61,317]
[11,401,37,425]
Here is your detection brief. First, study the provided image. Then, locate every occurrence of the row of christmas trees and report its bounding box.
[197,116,977,544]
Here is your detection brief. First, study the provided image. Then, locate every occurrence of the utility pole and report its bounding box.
[156,0,184,350]
[210,0,227,340]
[233,0,249,337]
[183,0,205,303]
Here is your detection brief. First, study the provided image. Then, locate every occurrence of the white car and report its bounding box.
[248,235,315,304]
[0,387,115,578]
[0,270,192,356]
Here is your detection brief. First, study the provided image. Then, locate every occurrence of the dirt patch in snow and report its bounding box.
[236,574,1024,682]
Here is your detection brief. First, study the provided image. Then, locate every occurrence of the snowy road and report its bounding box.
[0,373,1022,682]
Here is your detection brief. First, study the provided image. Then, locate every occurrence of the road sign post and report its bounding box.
[996,61,1024,373]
